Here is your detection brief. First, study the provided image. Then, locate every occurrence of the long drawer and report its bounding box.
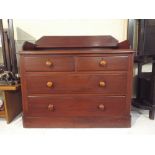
[26,73,127,95]
[26,95,127,117]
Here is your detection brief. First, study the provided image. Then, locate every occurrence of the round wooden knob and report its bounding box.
[99,60,107,66]
[98,104,105,111]
[48,104,55,111]
[99,81,106,87]
[46,81,53,88]
[46,60,53,67]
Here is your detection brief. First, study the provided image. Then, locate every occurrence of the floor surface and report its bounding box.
[0,106,155,135]
[0,106,155,155]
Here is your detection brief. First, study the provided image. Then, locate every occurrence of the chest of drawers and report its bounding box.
[20,36,134,127]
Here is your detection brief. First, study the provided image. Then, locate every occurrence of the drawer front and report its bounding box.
[76,56,128,71]
[27,95,127,117]
[24,56,75,71]
[26,73,127,95]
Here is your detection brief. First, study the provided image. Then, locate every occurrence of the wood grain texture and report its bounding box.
[20,49,134,55]
[125,54,134,117]
[24,56,75,72]
[0,110,5,117]
[0,84,22,123]
[4,90,22,123]
[26,73,127,95]
[0,84,20,91]
[36,36,118,48]
[76,55,128,71]
[0,88,22,123]
[26,95,127,117]
[20,36,134,128]
[23,116,131,128]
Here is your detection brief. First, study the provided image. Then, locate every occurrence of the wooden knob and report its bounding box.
[46,60,53,67]
[99,60,107,66]
[48,104,55,111]
[99,81,106,87]
[46,81,53,88]
[98,104,105,111]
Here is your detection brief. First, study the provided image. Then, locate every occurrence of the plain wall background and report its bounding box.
[9,19,128,52]
[13,19,128,42]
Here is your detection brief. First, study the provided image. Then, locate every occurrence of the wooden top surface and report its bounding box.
[20,48,134,55]
[0,111,5,117]
[0,84,21,91]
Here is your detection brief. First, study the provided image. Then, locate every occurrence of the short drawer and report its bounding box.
[24,56,75,72]
[26,95,127,117]
[26,73,127,95]
[76,56,128,71]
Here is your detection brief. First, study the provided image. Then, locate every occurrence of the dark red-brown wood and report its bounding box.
[23,116,131,128]
[36,36,118,48]
[24,56,75,72]
[20,36,134,128]
[27,95,127,117]
[23,55,129,72]
[20,49,134,55]
[26,73,127,95]
[76,55,128,71]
